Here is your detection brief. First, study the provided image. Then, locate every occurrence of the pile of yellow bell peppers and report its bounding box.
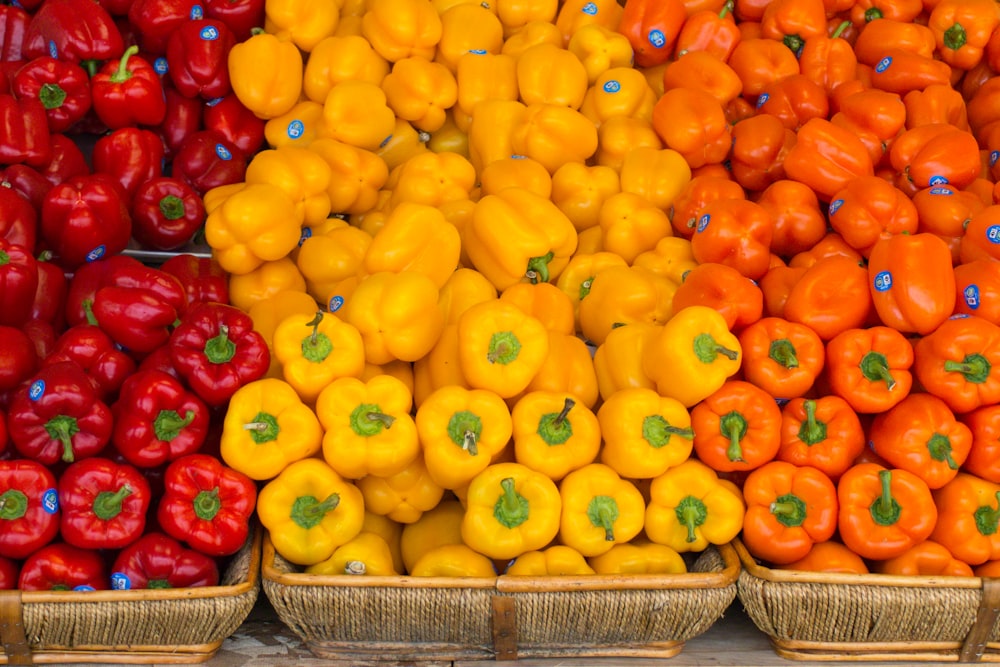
[207,0,747,578]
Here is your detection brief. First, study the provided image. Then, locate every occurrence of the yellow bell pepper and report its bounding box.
[632,236,698,286]
[517,331,600,410]
[304,531,399,575]
[412,324,471,406]
[303,35,389,103]
[480,157,552,199]
[566,24,631,83]
[550,163,620,233]
[588,541,687,575]
[461,461,561,560]
[295,223,372,304]
[356,454,445,524]
[597,387,694,479]
[592,322,658,400]
[577,265,675,346]
[464,187,578,290]
[409,543,497,577]
[426,111,469,157]
[322,80,397,152]
[360,359,415,398]
[438,268,498,325]
[495,0,558,37]
[264,100,327,149]
[516,43,589,110]
[558,463,645,557]
[555,0,623,43]
[511,391,601,481]
[554,251,628,325]
[415,385,513,489]
[362,511,406,573]
[258,457,365,566]
[204,183,304,276]
[361,0,443,62]
[597,191,673,264]
[202,182,246,215]
[504,545,595,575]
[376,117,431,170]
[334,13,363,36]
[499,281,575,336]
[457,299,550,399]
[341,271,445,364]
[500,19,562,57]
[308,138,388,216]
[221,378,323,480]
[264,0,340,52]
[317,374,420,479]
[467,99,526,175]
[619,146,692,211]
[641,305,742,408]
[455,52,518,131]
[595,116,663,172]
[644,458,745,553]
[244,147,333,227]
[228,31,303,120]
[247,289,320,379]
[381,57,457,133]
[228,257,308,314]
[509,103,598,174]
[579,67,656,127]
[436,3,504,72]
[386,150,477,211]
[272,310,366,404]
[399,498,465,573]
[439,198,477,268]
[575,225,603,255]
[361,202,461,289]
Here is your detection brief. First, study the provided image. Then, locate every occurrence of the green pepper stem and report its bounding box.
[525,252,554,284]
[193,487,221,522]
[926,433,958,470]
[38,82,66,110]
[797,399,828,446]
[290,493,341,530]
[494,477,530,529]
[869,469,902,526]
[154,409,195,443]
[974,491,1000,537]
[676,496,707,543]
[719,411,748,463]
[693,333,739,363]
[45,414,81,463]
[831,19,851,39]
[587,495,620,542]
[0,489,28,521]
[769,338,799,369]
[205,324,236,364]
[110,45,139,83]
[944,354,991,384]
[159,194,186,221]
[859,351,896,390]
[92,484,132,521]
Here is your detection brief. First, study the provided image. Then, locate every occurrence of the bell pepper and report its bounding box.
[462,461,561,560]
[295,225,370,305]
[692,380,783,473]
[826,177,919,256]
[204,94,266,157]
[783,256,872,341]
[131,177,206,251]
[512,392,600,482]
[9,361,112,464]
[776,540,869,574]
[203,0,264,41]
[399,498,463,573]
[783,117,875,201]
[930,472,1000,566]
[518,331,599,409]
[826,326,914,414]
[44,314,136,400]
[837,463,938,561]
[690,198,773,281]
[673,263,763,334]
[547,164,619,236]
[580,265,677,346]
[928,0,1000,71]
[220,378,322,481]
[387,151,476,212]
[456,299,549,399]
[0,325,39,393]
[726,114,795,193]
[169,302,271,408]
[963,405,1000,484]
[228,30,302,120]
[641,304,741,408]
[759,0,826,54]
[798,21,858,96]
[617,146,691,214]
[158,84,204,158]
[409,543,497,577]
[508,102,599,175]
[23,0,123,64]
[0,4,29,63]
[111,370,209,469]
[18,543,106,591]
[738,317,824,400]
[58,457,150,550]
[567,24,632,84]
[308,139,387,217]
[435,3,504,73]
[0,186,37,251]
[558,463,644,557]
[39,173,131,271]
[867,232,956,336]
[915,186,985,265]
[778,397,866,481]
[727,37,801,99]
[590,323,657,402]
[305,531,399,576]
[596,387,692,480]
[272,310,366,404]
[228,257,307,314]
[829,88,907,167]
[258,457,365,566]
[361,0,442,62]
[753,181,826,260]
[505,545,595,576]
[593,192,670,265]
[516,43,588,111]
[89,271,187,358]
[317,374,419,480]
[0,93,50,168]
[644,458,744,553]
[415,385,513,490]
[0,459,59,559]
[914,315,1000,414]
[157,453,256,557]
[873,540,973,577]
[172,129,249,197]
[466,98,525,174]
[0,239,38,329]
[890,124,982,194]
[904,85,972,132]
[588,541,686,575]
[159,255,228,310]
[616,0,685,68]
[244,146,332,229]
[380,56,457,134]
[91,128,165,206]
[321,80,396,152]
[497,283,574,340]
[741,461,839,566]
[356,454,444,524]
[554,251,628,327]
[362,202,462,290]
[264,0,339,52]
[303,34,388,104]
[455,51,517,127]
[90,45,166,129]
[111,532,219,589]
[651,87,730,172]
[961,205,1000,265]
[11,56,91,134]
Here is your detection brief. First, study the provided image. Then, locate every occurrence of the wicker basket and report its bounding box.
[735,538,1000,662]
[262,533,740,664]
[0,526,262,665]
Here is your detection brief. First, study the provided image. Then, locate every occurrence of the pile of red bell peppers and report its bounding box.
[0,0,269,591]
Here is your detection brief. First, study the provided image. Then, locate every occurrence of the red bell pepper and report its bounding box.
[88,265,188,356]
[0,4,30,63]
[110,532,219,589]
[137,344,181,379]
[204,0,264,41]
[0,186,37,250]
[171,129,247,196]
[44,310,138,399]
[29,252,68,329]
[0,238,39,328]
[127,0,202,56]
[64,254,144,327]
[156,82,203,158]
[0,325,38,393]
[160,254,230,307]
[90,44,167,129]
[18,543,107,591]
[0,93,51,167]
[111,369,210,468]
[91,127,165,203]
[0,410,6,456]
[131,176,205,251]
[21,317,57,362]
[23,0,124,64]
[8,360,113,464]
[0,557,17,590]
[0,163,51,211]
[0,459,60,559]
[157,453,256,556]
[36,132,90,187]
[203,93,265,157]
[165,19,235,100]
[10,56,91,133]
[168,302,270,407]
[40,172,132,270]
[58,456,150,550]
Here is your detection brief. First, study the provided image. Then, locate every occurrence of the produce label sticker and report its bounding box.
[190,5,203,18]
[965,285,981,309]
[603,80,621,93]
[873,271,893,292]
[200,25,220,41]
[215,144,233,161]
[582,1,597,12]
[299,227,313,246]
[929,186,951,195]
[756,92,769,109]
[648,29,665,48]
[875,56,892,73]
[154,58,168,75]
[828,199,843,215]
[987,225,1000,244]
[329,295,345,312]
[928,175,948,185]
[28,380,45,402]
[111,573,130,590]
[73,586,96,592]
[42,489,58,514]
[991,151,999,167]
[696,214,710,233]
[87,245,107,262]
[288,119,305,139]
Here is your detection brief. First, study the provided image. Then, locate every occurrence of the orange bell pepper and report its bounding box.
[782,255,872,341]
[961,205,1000,265]
[756,180,827,259]
[962,405,1000,484]
[849,0,922,26]
[826,326,914,414]
[872,541,974,576]
[727,113,796,192]
[661,51,742,106]
[674,1,741,61]
[854,19,936,64]
[777,540,869,574]
[517,331,599,410]
[759,0,827,55]
[866,50,955,97]
[516,43,589,110]
[783,118,875,201]
[689,198,773,281]
[651,87,731,170]
[499,282,576,337]
[830,88,908,167]
[615,0,686,68]
[691,380,783,473]
[954,260,1000,324]
[927,0,1000,71]
[553,251,628,326]
[889,123,982,195]
[672,262,764,333]
[903,84,971,131]
[759,264,807,319]
[930,472,1000,565]
[798,21,858,97]
[738,317,825,400]
[914,314,1000,414]
[669,175,745,239]
[914,185,985,263]
[789,232,863,269]
[726,38,801,99]
[867,232,956,335]
[826,176,919,256]
[778,397,866,481]
[756,74,830,131]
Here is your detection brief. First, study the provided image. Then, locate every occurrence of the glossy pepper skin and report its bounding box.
[172,130,249,197]
[356,454,444,524]
[157,453,257,557]
[558,463,645,558]
[160,254,229,307]
[127,0,202,55]
[776,541,868,575]
[168,302,270,407]
[228,31,304,120]
[91,128,165,205]
[11,56,91,133]
[873,540,973,577]
[18,543,107,591]
[777,397,866,481]
[58,457,150,550]
[305,531,399,577]
[272,310,366,404]
[204,181,302,275]
[597,387,693,480]
[167,19,236,100]
[0,186,38,250]
[692,380,783,473]
[0,238,38,329]
[738,317,825,400]
[512,392,601,482]
[0,93,51,167]
[0,459,60,559]
[131,177,206,251]
[89,265,188,357]
[22,0,124,64]
[930,473,1000,566]
[40,173,132,271]
[963,406,1000,484]
[616,0,685,68]
[44,315,137,400]
[111,532,219,589]
[826,326,914,414]
[90,45,166,129]
[914,315,1000,415]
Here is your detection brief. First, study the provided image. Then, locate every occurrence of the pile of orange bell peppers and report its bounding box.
[200,0,1000,579]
